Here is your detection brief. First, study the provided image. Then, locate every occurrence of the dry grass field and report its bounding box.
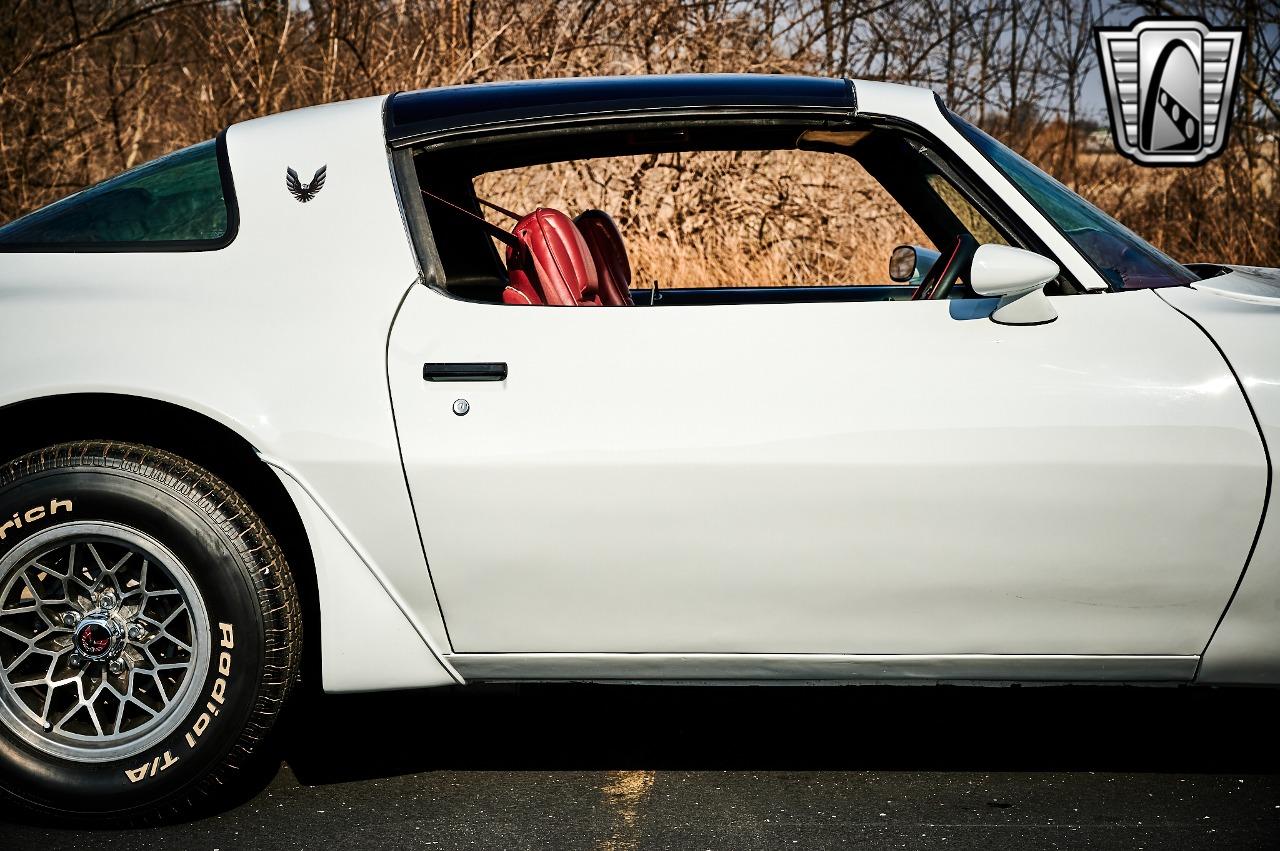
[1065,145,1280,264]
[476,149,931,287]
[477,140,1278,287]
[1,1,1276,281]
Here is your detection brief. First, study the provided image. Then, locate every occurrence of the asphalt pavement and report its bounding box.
[2,683,1278,849]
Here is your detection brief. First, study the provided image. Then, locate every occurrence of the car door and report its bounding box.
[388,284,1266,660]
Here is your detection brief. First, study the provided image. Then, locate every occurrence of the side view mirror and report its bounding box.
[889,245,916,282]
[969,244,1060,325]
[889,244,941,284]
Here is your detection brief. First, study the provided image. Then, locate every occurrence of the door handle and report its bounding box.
[423,362,508,382]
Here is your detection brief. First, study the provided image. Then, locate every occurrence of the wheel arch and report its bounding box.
[0,392,322,688]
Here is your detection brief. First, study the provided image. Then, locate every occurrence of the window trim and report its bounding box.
[396,110,861,300]
[0,129,240,254]
[861,111,1083,294]
[394,107,1084,302]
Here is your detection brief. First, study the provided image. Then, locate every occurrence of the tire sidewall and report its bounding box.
[0,464,265,816]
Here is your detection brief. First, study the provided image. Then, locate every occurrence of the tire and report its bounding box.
[0,441,301,823]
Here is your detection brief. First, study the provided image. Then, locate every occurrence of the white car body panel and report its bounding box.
[0,77,1274,690]
[1191,265,1280,306]
[1158,278,1280,684]
[389,286,1264,663]
[269,461,455,689]
[0,96,457,690]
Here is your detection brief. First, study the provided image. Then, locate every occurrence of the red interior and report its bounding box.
[505,208,601,306]
[575,210,634,307]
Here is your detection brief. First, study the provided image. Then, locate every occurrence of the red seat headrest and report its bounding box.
[507,208,600,306]
[575,210,634,307]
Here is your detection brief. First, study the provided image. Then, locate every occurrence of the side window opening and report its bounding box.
[410,121,1044,305]
[0,138,235,250]
[473,147,933,292]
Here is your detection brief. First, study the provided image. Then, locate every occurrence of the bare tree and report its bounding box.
[0,0,1275,271]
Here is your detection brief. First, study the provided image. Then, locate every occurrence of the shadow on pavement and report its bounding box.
[281,682,1280,786]
[2,682,1279,839]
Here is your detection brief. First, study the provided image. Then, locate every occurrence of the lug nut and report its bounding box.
[127,624,146,641]
[108,659,126,675]
[62,611,79,627]
[100,592,117,610]
[68,653,83,669]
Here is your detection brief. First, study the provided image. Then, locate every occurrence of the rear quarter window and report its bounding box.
[0,136,236,251]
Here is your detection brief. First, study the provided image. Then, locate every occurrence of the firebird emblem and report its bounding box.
[285,165,327,202]
[78,623,110,657]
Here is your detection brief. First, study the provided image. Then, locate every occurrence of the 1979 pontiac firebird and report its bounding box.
[0,75,1276,821]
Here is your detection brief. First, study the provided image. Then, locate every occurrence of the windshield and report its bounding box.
[948,114,1198,290]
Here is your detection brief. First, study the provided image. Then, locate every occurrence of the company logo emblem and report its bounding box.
[285,164,327,202]
[1095,18,1244,165]
[76,620,115,659]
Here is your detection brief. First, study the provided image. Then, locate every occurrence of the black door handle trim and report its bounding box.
[423,362,508,382]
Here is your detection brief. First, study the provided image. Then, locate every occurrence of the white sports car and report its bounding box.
[0,74,1276,822]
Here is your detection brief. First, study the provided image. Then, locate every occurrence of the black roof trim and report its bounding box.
[385,74,855,147]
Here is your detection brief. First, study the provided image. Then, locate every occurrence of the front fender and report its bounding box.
[264,455,460,690]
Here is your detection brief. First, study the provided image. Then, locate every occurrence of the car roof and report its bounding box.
[384,74,856,147]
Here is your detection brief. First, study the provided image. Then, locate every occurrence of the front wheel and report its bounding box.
[0,441,301,823]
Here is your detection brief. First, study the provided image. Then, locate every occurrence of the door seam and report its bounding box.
[1154,288,1272,676]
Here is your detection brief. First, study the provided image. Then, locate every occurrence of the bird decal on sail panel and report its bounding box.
[285,165,327,202]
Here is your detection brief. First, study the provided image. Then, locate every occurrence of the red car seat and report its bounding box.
[505,208,601,306]
[575,210,634,307]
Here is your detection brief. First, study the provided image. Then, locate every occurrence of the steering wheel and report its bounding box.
[911,234,979,300]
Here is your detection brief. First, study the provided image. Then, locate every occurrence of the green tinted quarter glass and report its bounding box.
[0,139,230,247]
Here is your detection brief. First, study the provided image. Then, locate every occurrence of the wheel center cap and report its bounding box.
[74,616,122,660]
